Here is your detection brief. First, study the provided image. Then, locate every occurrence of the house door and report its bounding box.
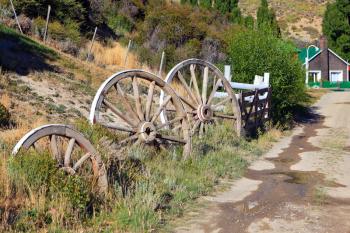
[330,71,343,82]
[308,71,321,82]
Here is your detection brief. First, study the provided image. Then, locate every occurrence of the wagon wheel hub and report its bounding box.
[197,104,213,122]
[138,122,157,143]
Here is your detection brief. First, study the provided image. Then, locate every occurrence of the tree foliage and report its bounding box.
[226,29,306,125]
[13,0,86,23]
[323,0,350,60]
[256,0,280,36]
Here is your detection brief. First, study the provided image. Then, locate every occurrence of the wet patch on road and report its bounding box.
[207,114,350,232]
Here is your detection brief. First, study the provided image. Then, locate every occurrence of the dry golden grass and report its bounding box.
[0,103,47,146]
[91,42,145,70]
[257,127,283,148]
[0,93,11,109]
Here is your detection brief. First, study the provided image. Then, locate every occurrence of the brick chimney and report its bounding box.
[319,36,329,80]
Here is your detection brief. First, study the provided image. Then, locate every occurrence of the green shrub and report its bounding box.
[108,14,134,35]
[8,150,57,192]
[49,20,81,44]
[33,18,81,44]
[13,0,85,23]
[226,29,307,126]
[49,171,91,213]
[0,103,10,127]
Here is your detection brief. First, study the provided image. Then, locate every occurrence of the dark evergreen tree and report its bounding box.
[256,0,280,37]
[214,0,239,14]
[323,0,350,60]
[244,15,255,29]
[200,0,212,9]
[230,7,242,24]
[13,0,86,23]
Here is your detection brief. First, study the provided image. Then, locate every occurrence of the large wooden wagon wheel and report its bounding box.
[12,124,108,193]
[89,70,191,158]
[160,58,242,137]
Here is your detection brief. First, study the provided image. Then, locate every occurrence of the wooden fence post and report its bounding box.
[224,65,231,82]
[86,27,97,62]
[158,51,165,77]
[123,40,132,68]
[9,0,23,34]
[43,5,51,43]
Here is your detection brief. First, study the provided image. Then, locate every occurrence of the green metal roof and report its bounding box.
[298,47,320,64]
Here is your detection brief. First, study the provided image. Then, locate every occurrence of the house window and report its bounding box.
[308,71,321,82]
[330,70,343,82]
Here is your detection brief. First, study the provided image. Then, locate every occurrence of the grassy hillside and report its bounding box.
[0,24,285,232]
[0,24,113,139]
[239,0,333,43]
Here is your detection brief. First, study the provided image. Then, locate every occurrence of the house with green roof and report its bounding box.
[298,36,350,83]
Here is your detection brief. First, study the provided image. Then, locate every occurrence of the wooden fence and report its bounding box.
[215,67,272,131]
[239,87,272,130]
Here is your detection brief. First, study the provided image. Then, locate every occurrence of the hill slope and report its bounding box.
[239,0,333,43]
[0,24,113,142]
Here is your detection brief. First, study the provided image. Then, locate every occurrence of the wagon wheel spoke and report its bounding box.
[156,116,183,130]
[132,77,145,121]
[178,95,197,110]
[192,120,201,135]
[145,81,156,121]
[212,97,232,110]
[202,66,209,104]
[32,142,44,154]
[199,123,204,137]
[115,83,141,122]
[156,134,186,144]
[151,95,172,123]
[207,79,222,105]
[190,64,202,104]
[172,124,182,132]
[177,71,198,106]
[119,133,140,146]
[213,112,237,120]
[73,153,91,171]
[103,99,136,127]
[50,135,60,161]
[165,107,196,115]
[64,138,76,167]
[100,122,135,133]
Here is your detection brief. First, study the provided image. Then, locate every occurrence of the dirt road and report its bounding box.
[175,91,350,233]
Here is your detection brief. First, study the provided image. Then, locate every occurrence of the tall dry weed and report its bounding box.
[0,93,11,109]
[91,42,145,70]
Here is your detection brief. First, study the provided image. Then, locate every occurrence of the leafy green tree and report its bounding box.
[257,0,280,36]
[13,0,86,23]
[323,1,350,60]
[226,29,306,125]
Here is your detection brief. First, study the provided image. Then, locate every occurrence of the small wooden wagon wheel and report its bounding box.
[160,58,242,137]
[12,124,108,193]
[89,70,191,158]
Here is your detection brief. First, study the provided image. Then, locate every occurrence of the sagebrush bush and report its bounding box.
[0,103,10,127]
[8,151,57,192]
